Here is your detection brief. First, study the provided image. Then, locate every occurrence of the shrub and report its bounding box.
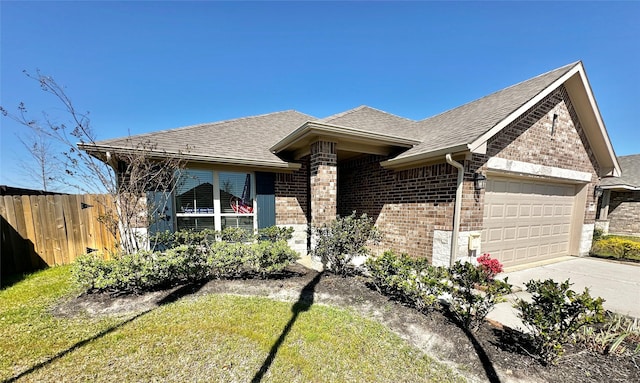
[251,240,300,277]
[591,236,640,261]
[73,253,115,291]
[366,251,447,312]
[220,227,255,243]
[74,232,301,293]
[477,253,503,279]
[575,312,640,356]
[592,227,604,241]
[313,212,382,276]
[207,241,254,278]
[168,245,210,281]
[258,226,294,242]
[515,279,605,364]
[445,258,511,331]
[150,228,217,250]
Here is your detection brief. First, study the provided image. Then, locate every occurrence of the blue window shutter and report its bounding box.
[256,172,275,228]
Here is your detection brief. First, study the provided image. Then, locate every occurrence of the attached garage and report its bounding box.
[482,176,579,268]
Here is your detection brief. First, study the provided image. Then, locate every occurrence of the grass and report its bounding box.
[1,267,464,382]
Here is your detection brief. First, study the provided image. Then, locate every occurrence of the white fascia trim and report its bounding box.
[600,184,640,191]
[487,157,592,182]
[468,63,582,153]
[380,144,470,169]
[574,67,621,177]
[270,121,420,153]
[80,144,300,170]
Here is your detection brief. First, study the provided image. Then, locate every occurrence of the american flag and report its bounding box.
[230,174,253,213]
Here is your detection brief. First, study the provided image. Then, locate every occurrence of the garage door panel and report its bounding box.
[483,177,576,268]
[490,205,504,218]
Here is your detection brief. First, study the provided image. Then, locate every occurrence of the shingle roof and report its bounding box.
[89,110,316,167]
[392,62,580,160]
[601,154,640,189]
[85,62,593,170]
[321,105,420,140]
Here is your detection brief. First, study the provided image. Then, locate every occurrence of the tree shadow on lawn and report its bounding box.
[364,280,504,383]
[5,280,209,383]
[251,271,324,383]
[440,308,502,383]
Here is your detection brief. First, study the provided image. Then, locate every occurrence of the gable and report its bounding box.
[380,62,620,178]
[486,85,599,178]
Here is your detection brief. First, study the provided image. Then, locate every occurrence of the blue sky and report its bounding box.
[1,1,638,190]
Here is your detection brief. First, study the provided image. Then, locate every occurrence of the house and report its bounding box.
[80,61,620,270]
[596,154,640,236]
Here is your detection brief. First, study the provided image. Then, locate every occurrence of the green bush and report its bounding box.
[515,279,605,364]
[313,212,382,276]
[366,251,447,312]
[446,259,511,331]
[591,236,640,261]
[258,226,294,242]
[592,227,604,241]
[74,237,300,293]
[150,228,217,250]
[251,240,300,277]
[206,241,253,278]
[73,253,115,291]
[220,227,255,243]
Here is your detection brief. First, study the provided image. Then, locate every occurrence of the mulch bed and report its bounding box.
[55,264,640,383]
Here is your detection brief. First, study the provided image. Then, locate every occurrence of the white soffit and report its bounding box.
[487,157,592,183]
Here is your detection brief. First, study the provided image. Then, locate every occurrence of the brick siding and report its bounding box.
[607,191,640,236]
[471,85,600,225]
[275,85,602,262]
[275,156,309,225]
[310,141,338,226]
[338,155,459,262]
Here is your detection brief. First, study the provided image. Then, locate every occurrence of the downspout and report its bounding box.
[445,154,464,266]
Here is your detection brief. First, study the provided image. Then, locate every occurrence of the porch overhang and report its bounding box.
[270,121,420,160]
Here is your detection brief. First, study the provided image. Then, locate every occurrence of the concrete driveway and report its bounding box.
[488,257,640,330]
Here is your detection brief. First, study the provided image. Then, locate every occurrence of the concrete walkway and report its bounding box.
[487,257,640,331]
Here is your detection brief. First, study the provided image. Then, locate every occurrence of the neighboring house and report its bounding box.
[597,154,640,236]
[80,61,620,270]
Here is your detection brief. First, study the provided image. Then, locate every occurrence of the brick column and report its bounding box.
[310,140,337,227]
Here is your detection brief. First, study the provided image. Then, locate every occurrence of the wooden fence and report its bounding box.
[1,194,118,276]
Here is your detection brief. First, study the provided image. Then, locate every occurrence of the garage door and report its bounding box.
[482,177,576,268]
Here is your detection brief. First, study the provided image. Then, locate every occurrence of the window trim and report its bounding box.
[174,168,257,232]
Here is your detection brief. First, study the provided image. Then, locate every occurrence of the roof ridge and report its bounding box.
[95,110,316,144]
[322,104,417,123]
[320,105,369,121]
[419,61,580,122]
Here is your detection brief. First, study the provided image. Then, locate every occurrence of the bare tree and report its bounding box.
[1,71,187,254]
[16,128,63,192]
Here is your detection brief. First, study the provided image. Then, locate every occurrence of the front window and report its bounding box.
[175,169,255,232]
[219,172,254,231]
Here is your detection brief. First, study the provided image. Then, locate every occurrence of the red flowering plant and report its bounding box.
[476,253,503,280]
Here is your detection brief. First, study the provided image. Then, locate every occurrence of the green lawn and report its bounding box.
[1,267,464,382]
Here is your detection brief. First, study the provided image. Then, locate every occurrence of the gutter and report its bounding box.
[78,143,301,171]
[380,144,470,169]
[445,154,464,266]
